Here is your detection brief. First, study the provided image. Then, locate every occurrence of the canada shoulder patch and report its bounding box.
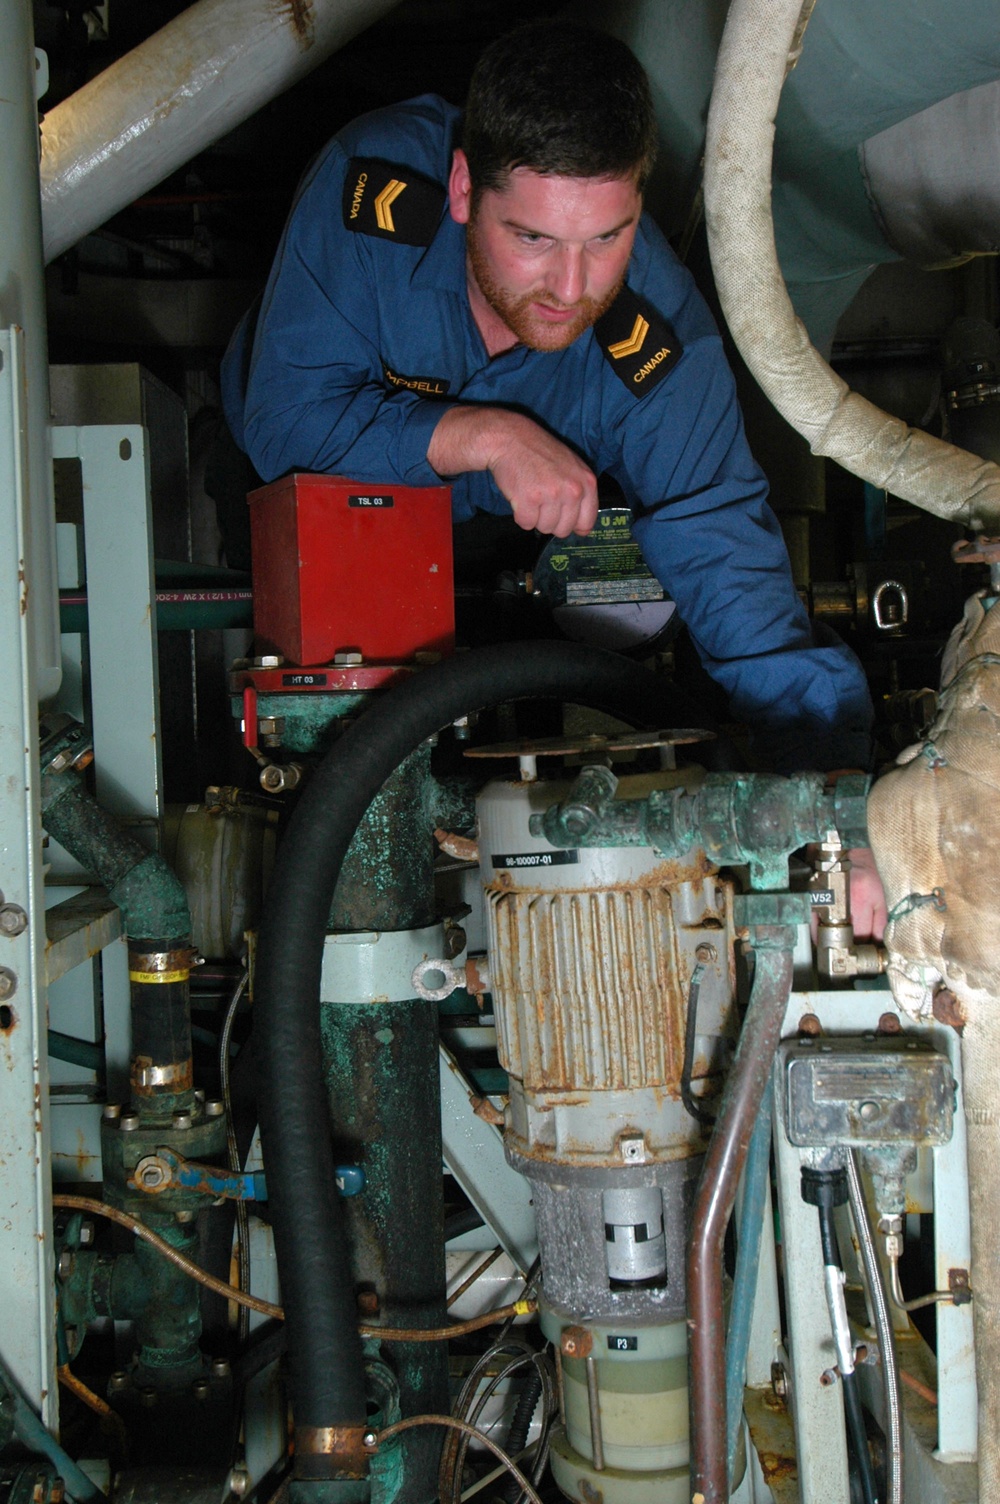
[342,157,446,246]
[594,289,683,397]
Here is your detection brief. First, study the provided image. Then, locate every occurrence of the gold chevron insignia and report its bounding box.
[608,315,649,360]
[374,179,407,232]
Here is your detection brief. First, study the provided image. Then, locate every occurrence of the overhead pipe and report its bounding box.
[1,0,60,701]
[39,0,405,264]
[703,0,1000,530]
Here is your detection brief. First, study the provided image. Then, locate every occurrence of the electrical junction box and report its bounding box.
[781,1035,956,1149]
[248,473,455,666]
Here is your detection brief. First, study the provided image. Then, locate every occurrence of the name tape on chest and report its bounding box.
[383,364,451,397]
[595,289,683,397]
[343,157,446,246]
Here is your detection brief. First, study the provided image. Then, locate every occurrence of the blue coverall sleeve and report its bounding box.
[241,145,452,487]
[619,337,873,772]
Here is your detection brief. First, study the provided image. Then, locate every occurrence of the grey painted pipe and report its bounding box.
[39,0,404,264]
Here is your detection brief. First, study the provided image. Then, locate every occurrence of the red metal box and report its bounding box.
[247,473,454,666]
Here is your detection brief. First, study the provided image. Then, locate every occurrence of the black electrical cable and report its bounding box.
[680,963,716,1126]
[253,640,733,1448]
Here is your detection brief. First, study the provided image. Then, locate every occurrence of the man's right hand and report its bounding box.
[427,406,598,538]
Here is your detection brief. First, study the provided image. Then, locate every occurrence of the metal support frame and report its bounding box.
[748,984,978,1504]
[0,328,58,1422]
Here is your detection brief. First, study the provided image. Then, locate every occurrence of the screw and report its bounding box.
[858,1100,881,1122]
[172,1109,193,1130]
[363,1431,378,1450]
[0,968,17,1001]
[119,1111,140,1133]
[695,942,717,964]
[820,1367,840,1387]
[619,1134,646,1164]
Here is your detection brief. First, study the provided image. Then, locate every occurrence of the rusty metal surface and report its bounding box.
[560,1326,593,1359]
[486,871,734,1093]
[743,1386,800,1504]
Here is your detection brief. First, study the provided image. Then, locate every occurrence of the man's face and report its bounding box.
[449,150,641,353]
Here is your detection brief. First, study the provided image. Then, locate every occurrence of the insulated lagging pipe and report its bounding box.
[687,928,795,1504]
[251,641,733,1485]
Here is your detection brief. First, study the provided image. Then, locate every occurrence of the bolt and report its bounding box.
[0,905,27,937]
[139,1386,157,1408]
[334,651,364,666]
[363,1431,378,1451]
[109,1372,128,1394]
[136,1157,168,1190]
[357,1290,380,1318]
[798,1013,822,1036]
[211,1357,231,1379]
[119,1111,140,1133]
[175,1209,195,1225]
[770,1361,788,1400]
[253,654,283,669]
[820,1367,840,1387]
[102,1103,121,1122]
[57,1249,74,1283]
[695,942,718,964]
[191,1378,210,1401]
[560,1326,593,1359]
[79,1220,95,1247]
[858,1100,881,1122]
[205,1099,225,1119]
[0,968,17,1001]
[878,1012,902,1034]
[172,1108,193,1130]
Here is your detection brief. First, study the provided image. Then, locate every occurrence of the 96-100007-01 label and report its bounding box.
[492,850,580,870]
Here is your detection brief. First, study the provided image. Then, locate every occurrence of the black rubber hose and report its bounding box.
[501,1367,543,1503]
[253,640,732,1443]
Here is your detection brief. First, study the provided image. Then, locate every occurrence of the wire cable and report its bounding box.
[376,1413,545,1504]
[53,1198,536,1337]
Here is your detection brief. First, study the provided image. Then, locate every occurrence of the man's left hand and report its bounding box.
[848,846,887,941]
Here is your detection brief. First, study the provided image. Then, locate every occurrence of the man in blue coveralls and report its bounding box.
[220,19,885,934]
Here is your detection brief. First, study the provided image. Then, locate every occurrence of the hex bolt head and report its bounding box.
[0,968,17,1001]
[253,654,284,669]
[79,1220,95,1247]
[0,905,27,937]
[334,650,364,666]
[57,1250,74,1283]
[119,1111,140,1133]
[135,1156,168,1191]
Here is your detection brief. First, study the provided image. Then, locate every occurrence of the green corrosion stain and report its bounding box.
[374,1027,394,1044]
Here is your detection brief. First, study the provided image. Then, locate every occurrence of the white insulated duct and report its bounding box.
[39,0,404,265]
[703,0,1000,529]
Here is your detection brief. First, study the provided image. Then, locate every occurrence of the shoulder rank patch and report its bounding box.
[594,288,683,397]
[343,157,446,246]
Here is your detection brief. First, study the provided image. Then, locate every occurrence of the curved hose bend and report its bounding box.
[703,0,1000,529]
[253,641,726,1468]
